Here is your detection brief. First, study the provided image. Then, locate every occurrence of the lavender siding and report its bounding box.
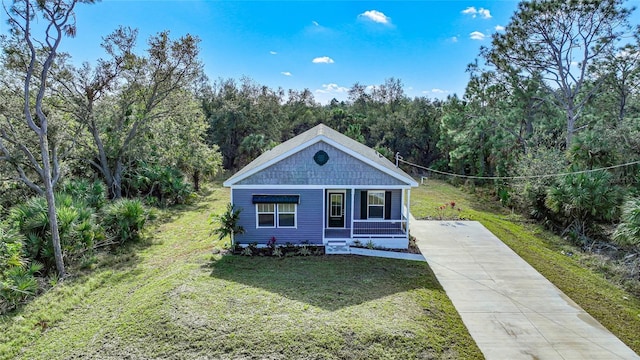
[232,188,323,245]
[354,189,403,220]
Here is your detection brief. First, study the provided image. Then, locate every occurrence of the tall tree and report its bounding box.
[486,0,632,147]
[204,77,283,170]
[0,0,95,277]
[65,29,203,198]
[591,41,640,124]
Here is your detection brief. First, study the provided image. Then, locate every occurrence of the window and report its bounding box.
[278,203,296,227]
[368,191,385,219]
[330,193,343,217]
[256,203,297,228]
[257,203,275,227]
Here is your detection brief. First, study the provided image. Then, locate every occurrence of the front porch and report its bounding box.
[323,188,411,249]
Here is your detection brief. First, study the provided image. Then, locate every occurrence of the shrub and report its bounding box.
[210,204,245,244]
[511,148,566,220]
[102,199,150,244]
[545,171,623,242]
[613,198,640,248]
[60,179,107,210]
[8,194,103,271]
[122,162,194,207]
[0,225,41,313]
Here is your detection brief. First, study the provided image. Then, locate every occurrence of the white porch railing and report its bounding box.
[352,218,407,238]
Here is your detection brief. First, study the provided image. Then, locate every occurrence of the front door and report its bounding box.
[328,192,345,228]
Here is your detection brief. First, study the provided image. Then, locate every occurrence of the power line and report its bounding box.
[396,157,640,181]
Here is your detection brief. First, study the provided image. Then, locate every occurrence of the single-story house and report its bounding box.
[223,123,418,252]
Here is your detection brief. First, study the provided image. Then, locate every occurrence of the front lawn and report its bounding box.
[0,186,482,360]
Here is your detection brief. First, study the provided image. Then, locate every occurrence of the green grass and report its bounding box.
[0,186,482,360]
[412,179,640,354]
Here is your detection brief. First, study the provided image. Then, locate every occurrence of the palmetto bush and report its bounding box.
[545,171,623,243]
[8,194,104,272]
[60,179,107,211]
[613,197,640,248]
[102,199,150,244]
[0,225,42,313]
[122,162,194,207]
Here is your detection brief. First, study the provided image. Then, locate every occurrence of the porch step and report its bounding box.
[325,240,350,255]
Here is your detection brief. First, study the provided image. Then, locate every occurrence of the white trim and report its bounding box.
[231,184,412,190]
[406,189,411,240]
[255,203,298,229]
[327,190,347,229]
[350,187,355,239]
[224,136,418,187]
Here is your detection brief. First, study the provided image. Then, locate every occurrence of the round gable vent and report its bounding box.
[313,150,329,166]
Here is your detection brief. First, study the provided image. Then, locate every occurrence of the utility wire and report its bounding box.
[397,158,640,181]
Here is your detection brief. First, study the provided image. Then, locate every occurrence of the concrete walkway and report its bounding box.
[410,220,639,360]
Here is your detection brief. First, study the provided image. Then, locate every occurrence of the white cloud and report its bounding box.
[314,83,349,104]
[281,71,292,76]
[495,25,505,31]
[359,10,390,24]
[312,20,319,26]
[478,8,491,19]
[316,83,348,94]
[423,88,449,94]
[312,56,335,64]
[462,6,492,19]
[451,36,459,43]
[462,7,477,15]
[421,88,451,99]
[270,51,277,55]
[470,31,486,40]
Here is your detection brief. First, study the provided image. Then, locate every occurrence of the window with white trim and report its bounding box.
[277,203,296,227]
[368,191,385,219]
[256,203,297,228]
[257,203,275,227]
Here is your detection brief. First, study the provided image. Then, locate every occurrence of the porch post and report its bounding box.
[406,188,411,240]
[230,188,235,246]
[401,188,405,219]
[350,187,355,239]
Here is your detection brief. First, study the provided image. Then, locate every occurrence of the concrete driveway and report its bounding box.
[410,219,639,360]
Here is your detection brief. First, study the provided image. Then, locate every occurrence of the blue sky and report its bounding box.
[2,1,538,103]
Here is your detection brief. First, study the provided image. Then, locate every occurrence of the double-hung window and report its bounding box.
[256,203,296,228]
[257,203,276,227]
[277,203,296,227]
[367,191,385,219]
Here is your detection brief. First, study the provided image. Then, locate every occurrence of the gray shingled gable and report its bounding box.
[236,141,407,186]
[224,123,417,186]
